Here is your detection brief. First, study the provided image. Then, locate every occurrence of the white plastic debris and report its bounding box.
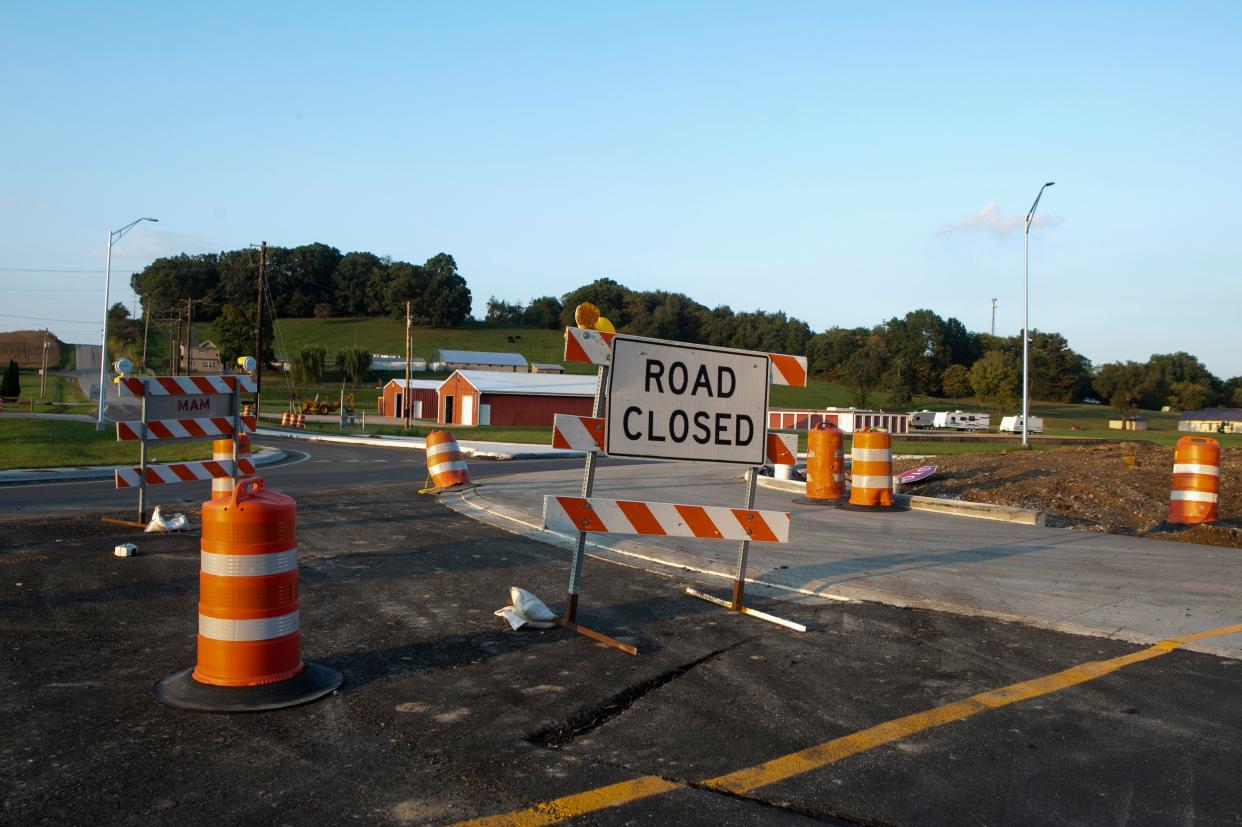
[114,543,137,558]
[494,587,557,630]
[145,506,190,533]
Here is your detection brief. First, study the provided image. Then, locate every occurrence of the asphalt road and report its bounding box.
[0,435,611,517]
[2,481,1240,825]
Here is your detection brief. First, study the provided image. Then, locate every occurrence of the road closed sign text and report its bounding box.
[605,337,770,465]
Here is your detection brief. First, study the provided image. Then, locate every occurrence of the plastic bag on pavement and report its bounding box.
[494,587,557,630]
[145,506,190,533]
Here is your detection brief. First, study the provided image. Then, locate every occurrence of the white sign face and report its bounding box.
[605,336,770,465]
[145,393,234,420]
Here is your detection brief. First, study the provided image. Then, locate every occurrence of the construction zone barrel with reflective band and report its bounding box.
[848,428,893,508]
[807,422,846,503]
[194,477,302,686]
[425,430,471,490]
[211,433,251,499]
[1168,436,1220,525]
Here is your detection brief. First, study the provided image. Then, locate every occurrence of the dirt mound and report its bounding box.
[0,330,61,370]
[895,442,1242,548]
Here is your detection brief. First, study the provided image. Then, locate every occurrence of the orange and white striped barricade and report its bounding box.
[281,411,290,426]
[114,373,256,524]
[766,432,798,480]
[801,422,846,504]
[153,477,341,711]
[211,433,252,499]
[1168,436,1220,525]
[548,324,811,643]
[421,430,472,492]
[844,428,905,511]
[294,413,306,429]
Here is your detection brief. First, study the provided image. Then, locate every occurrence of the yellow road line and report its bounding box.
[454,622,1242,826]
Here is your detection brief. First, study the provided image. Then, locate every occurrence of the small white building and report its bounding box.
[1179,408,1242,434]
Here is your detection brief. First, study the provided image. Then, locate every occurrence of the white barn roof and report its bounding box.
[385,379,443,390]
[451,370,596,397]
[433,349,529,367]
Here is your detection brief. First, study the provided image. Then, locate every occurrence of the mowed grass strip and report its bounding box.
[0,420,213,470]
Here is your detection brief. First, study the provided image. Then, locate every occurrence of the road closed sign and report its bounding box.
[605,336,770,465]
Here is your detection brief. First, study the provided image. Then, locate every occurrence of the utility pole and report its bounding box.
[991,298,997,337]
[173,304,183,375]
[254,241,266,414]
[141,302,152,373]
[404,300,412,429]
[185,298,194,375]
[40,332,49,399]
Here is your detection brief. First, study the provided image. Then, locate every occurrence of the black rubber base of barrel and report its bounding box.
[432,482,478,494]
[793,497,847,506]
[836,502,909,513]
[153,661,342,713]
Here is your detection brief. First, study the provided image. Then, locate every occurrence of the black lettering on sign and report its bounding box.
[693,411,711,444]
[715,412,730,444]
[645,360,664,393]
[670,410,688,442]
[178,398,211,413]
[717,366,736,399]
[623,406,642,439]
[691,364,713,397]
[668,361,688,394]
[736,414,754,446]
[646,410,666,442]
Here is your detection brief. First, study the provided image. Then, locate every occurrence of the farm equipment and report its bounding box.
[298,393,355,416]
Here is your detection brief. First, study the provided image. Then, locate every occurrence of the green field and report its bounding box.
[0,419,212,470]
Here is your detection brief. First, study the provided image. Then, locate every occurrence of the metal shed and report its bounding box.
[436,370,596,427]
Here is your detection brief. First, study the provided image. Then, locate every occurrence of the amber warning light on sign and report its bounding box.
[605,337,770,465]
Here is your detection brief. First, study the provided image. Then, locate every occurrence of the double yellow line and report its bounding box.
[456,622,1242,826]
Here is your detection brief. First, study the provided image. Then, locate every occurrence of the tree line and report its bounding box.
[130,244,472,327]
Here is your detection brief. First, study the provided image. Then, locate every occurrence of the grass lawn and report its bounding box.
[0,419,213,470]
[25,374,95,414]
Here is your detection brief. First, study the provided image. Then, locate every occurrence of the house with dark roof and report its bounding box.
[1178,408,1242,434]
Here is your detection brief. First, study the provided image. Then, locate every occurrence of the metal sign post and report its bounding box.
[565,363,608,625]
[138,378,149,523]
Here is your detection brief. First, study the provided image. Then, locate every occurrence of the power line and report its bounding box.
[0,312,97,325]
[0,267,138,273]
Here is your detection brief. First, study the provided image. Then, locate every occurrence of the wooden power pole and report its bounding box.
[404,300,412,429]
[254,241,266,413]
[185,298,194,375]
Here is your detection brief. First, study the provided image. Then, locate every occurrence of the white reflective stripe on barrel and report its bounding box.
[198,610,300,642]
[200,548,298,577]
[1173,463,1220,476]
[426,442,461,459]
[852,475,893,489]
[1170,490,1219,503]
[429,459,469,476]
[851,448,891,462]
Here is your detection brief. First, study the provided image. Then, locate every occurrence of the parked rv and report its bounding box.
[932,410,991,431]
[909,410,938,430]
[998,415,1044,434]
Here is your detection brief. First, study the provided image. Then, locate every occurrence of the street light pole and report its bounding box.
[1022,183,1054,448]
[96,217,158,430]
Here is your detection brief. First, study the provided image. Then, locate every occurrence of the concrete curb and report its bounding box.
[255,427,583,461]
[0,446,287,485]
[756,475,1046,526]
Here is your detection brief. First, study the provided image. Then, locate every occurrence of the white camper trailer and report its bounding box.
[933,410,991,431]
[998,415,1044,434]
[909,410,938,430]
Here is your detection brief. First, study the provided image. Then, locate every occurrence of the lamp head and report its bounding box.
[1044,182,1055,188]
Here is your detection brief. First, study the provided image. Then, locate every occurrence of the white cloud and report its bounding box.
[939,202,1061,236]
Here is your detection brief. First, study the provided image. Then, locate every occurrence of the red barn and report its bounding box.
[437,370,596,427]
[378,379,442,418]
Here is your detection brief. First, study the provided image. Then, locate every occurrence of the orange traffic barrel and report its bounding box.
[845,428,901,510]
[211,433,251,500]
[804,422,846,504]
[280,411,290,426]
[424,430,472,491]
[153,477,341,711]
[1168,436,1220,524]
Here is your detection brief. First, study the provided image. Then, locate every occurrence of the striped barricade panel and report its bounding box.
[116,415,257,441]
[115,458,256,489]
[766,432,797,466]
[542,495,791,543]
[563,327,807,387]
[118,375,257,397]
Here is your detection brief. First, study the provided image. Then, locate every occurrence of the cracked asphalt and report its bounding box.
[3,479,1242,825]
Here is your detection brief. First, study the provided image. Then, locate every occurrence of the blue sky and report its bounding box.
[2,3,1239,377]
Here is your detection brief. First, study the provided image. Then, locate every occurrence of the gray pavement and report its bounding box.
[449,460,1242,659]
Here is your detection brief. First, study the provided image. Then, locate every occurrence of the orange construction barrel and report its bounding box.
[424,430,472,491]
[848,428,895,508]
[806,422,846,503]
[211,434,251,500]
[1168,436,1220,524]
[153,477,341,711]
